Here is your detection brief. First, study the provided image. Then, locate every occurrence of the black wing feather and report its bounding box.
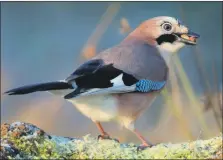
[64,59,138,98]
[4,82,72,95]
[65,59,104,81]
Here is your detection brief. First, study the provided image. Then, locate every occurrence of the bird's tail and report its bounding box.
[4,81,73,96]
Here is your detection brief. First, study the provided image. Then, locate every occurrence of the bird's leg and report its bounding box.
[95,121,109,137]
[95,122,119,142]
[133,129,154,151]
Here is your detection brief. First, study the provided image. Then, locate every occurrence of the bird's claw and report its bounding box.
[97,134,119,143]
[137,144,154,152]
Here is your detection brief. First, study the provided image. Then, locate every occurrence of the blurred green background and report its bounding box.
[1,2,222,144]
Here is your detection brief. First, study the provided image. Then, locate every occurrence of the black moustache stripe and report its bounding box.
[156,34,177,45]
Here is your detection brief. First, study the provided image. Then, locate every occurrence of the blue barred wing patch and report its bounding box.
[135,79,166,92]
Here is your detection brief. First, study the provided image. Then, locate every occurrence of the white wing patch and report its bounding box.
[111,74,125,86]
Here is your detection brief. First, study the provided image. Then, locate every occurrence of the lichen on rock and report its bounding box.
[0,122,222,159]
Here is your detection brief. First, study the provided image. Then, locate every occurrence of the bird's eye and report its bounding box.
[162,23,172,31]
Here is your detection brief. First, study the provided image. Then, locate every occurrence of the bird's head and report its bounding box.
[129,16,200,54]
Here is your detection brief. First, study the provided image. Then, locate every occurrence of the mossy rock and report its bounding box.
[0,122,222,159]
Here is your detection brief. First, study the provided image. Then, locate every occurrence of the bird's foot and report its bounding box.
[98,133,119,143]
[137,142,154,152]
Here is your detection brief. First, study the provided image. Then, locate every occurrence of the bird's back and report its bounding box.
[94,39,169,82]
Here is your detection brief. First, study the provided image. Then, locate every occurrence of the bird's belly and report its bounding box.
[113,92,158,129]
[67,95,118,122]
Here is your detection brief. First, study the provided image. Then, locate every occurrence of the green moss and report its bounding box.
[1,122,222,159]
[2,134,222,159]
[5,135,58,159]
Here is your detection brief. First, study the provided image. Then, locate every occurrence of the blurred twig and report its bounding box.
[81,2,121,60]
[119,17,131,35]
[192,40,221,131]
[193,47,222,131]
[168,64,194,140]
[211,58,222,126]
[173,55,211,138]
[179,5,221,134]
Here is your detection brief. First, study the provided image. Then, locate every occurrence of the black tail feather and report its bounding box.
[4,81,73,95]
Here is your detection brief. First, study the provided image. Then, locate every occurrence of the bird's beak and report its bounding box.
[174,31,200,45]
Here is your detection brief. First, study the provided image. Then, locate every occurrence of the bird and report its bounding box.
[4,16,200,150]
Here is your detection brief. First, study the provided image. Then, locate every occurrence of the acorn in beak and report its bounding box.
[175,31,200,45]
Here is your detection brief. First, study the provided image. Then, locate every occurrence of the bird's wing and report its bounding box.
[64,59,138,99]
[64,57,166,99]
